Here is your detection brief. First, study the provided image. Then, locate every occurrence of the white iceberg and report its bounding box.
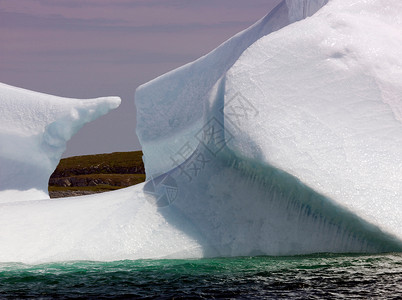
[0,83,121,202]
[0,0,401,263]
[135,0,402,254]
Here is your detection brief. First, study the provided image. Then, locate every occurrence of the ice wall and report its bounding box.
[0,83,121,202]
[223,0,402,243]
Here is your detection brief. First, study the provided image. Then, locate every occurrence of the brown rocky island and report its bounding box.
[48,151,145,198]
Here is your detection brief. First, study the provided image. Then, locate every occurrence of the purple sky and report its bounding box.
[0,0,281,157]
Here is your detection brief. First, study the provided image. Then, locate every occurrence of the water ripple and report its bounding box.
[0,253,401,299]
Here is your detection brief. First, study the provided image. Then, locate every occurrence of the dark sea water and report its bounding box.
[0,253,401,299]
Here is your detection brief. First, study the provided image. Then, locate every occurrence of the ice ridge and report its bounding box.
[0,83,121,202]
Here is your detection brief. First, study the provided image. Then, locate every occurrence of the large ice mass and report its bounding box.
[0,83,121,202]
[136,0,402,254]
[0,0,401,263]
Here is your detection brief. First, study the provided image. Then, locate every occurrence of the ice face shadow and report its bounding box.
[154,144,402,258]
[0,132,54,197]
[143,78,402,257]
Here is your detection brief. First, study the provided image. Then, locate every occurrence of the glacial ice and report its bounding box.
[136,0,402,253]
[0,0,401,263]
[0,83,121,202]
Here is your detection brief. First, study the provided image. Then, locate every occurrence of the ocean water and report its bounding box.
[0,253,401,299]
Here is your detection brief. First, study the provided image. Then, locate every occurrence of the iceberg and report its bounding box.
[0,0,401,263]
[136,0,402,254]
[0,83,121,202]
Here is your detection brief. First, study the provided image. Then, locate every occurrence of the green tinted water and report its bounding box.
[0,253,401,299]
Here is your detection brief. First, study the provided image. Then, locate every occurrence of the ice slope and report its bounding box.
[0,185,206,263]
[0,83,121,202]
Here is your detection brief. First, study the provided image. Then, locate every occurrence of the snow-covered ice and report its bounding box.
[0,83,121,202]
[0,0,401,263]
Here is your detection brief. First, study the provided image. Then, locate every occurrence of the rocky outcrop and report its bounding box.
[50,165,145,178]
[49,175,144,187]
[48,151,146,198]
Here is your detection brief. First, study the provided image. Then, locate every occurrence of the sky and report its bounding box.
[0,0,281,157]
